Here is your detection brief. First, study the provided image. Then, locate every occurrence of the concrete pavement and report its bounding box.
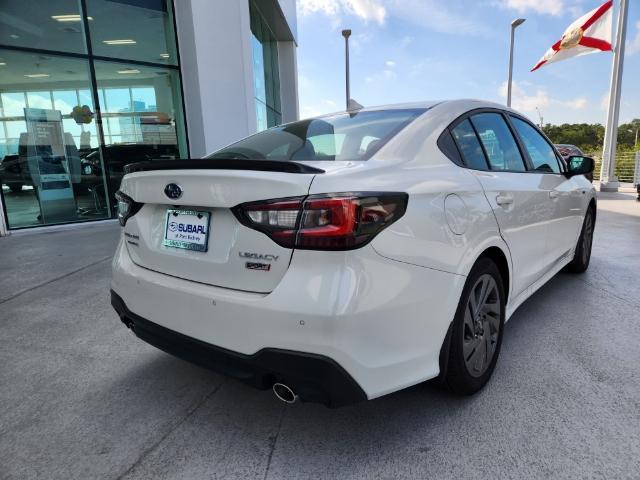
[1,193,639,479]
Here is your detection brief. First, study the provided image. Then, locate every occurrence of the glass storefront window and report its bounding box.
[94,60,187,211]
[250,1,282,131]
[85,0,178,66]
[0,49,109,228]
[0,0,88,54]
[0,0,186,230]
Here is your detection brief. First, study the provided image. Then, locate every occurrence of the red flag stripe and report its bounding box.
[581,0,613,31]
[579,36,613,51]
[531,59,547,72]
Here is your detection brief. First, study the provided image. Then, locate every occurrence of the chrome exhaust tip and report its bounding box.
[272,382,298,404]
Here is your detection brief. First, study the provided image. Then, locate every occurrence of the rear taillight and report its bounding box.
[115,190,143,226]
[232,193,408,250]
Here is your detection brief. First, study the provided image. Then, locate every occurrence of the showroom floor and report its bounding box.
[1,192,639,479]
[1,184,110,229]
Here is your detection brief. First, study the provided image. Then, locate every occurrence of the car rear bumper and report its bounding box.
[111,290,366,407]
[111,238,465,402]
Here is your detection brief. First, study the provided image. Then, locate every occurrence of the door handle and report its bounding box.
[496,194,514,206]
[549,191,559,199]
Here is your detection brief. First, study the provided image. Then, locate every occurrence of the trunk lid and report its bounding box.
[119,168,316,293]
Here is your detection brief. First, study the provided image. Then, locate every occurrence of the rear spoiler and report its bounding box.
[124,159,325,175]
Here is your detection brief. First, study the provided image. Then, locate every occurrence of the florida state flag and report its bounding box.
[531,1,613,71]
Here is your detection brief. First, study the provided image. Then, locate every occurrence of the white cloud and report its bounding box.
[498,81,587,113]
[567,4,586,18]
[299,0,488,35]
[298,0,340,17]
[560,97,587,110]
[600,91,609,111]
[350,32,372,52]
[499,81,550,111]
[497,0,564,16]
[400,36,413,47]
[298,0,386,24]
[627,21,640,55]
[385,60,396,67]
[365,68,397,84]
[348,0,386,23]
[300,104,324,119]
[388,0,489,36]
[2,92,74,115]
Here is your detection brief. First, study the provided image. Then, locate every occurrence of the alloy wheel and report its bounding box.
[462,274,502,378]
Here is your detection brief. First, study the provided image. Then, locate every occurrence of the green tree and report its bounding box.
[542,120,639,153]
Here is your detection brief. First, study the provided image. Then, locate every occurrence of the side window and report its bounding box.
[450,119,488,170]
[437,129,463,166]
[510,117,561,173]
[470,113,526,172]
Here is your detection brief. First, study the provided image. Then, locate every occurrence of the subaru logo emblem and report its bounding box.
[164,183,182,200]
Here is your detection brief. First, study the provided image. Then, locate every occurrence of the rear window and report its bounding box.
[208,109,426,162]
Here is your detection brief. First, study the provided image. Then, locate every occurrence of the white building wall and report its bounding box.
[174,0,298,157]
[174,0,257,157]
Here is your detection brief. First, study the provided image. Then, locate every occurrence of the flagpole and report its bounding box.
[342,29,352,111]
[600,0,629,192]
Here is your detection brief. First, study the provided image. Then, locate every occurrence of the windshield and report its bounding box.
[208,109,426,162]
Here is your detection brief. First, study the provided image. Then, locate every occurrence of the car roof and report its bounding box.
[339,99,516,114]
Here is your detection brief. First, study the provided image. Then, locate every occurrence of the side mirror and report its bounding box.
[566,155,595,177]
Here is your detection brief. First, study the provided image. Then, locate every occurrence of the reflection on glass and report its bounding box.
[0,0,88,54]
[85,0,178,65]
[0,50,109,228]
[94,60,187,210]
[250,1,282,131]
[1,93,26,117]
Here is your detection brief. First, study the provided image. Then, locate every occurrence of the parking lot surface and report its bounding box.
[1,193,639,479]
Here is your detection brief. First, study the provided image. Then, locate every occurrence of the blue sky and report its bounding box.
[295,0,640,125]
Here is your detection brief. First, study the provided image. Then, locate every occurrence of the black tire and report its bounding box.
[566,206,595,273]
[444,257,506,395]
[9,183,23,193]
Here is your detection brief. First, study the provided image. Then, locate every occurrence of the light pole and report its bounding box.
[341,29,351,110]
[507,18,526,108]
[536,107,544,129]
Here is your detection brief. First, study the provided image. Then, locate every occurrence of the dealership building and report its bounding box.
[0,0,299,235]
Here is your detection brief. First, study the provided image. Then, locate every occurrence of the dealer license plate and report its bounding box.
[163,209,211,252]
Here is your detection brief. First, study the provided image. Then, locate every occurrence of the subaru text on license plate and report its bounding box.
[163,209,211,252]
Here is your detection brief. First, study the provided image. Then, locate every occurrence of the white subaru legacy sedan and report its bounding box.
[111,100,596,407]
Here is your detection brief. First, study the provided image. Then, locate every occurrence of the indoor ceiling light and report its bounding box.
[24,74,50,78]
[103,39,136,45]
[159,53,170,58]
[117,69,140,74]
[0,62,6,66]
[51,14,93,22]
